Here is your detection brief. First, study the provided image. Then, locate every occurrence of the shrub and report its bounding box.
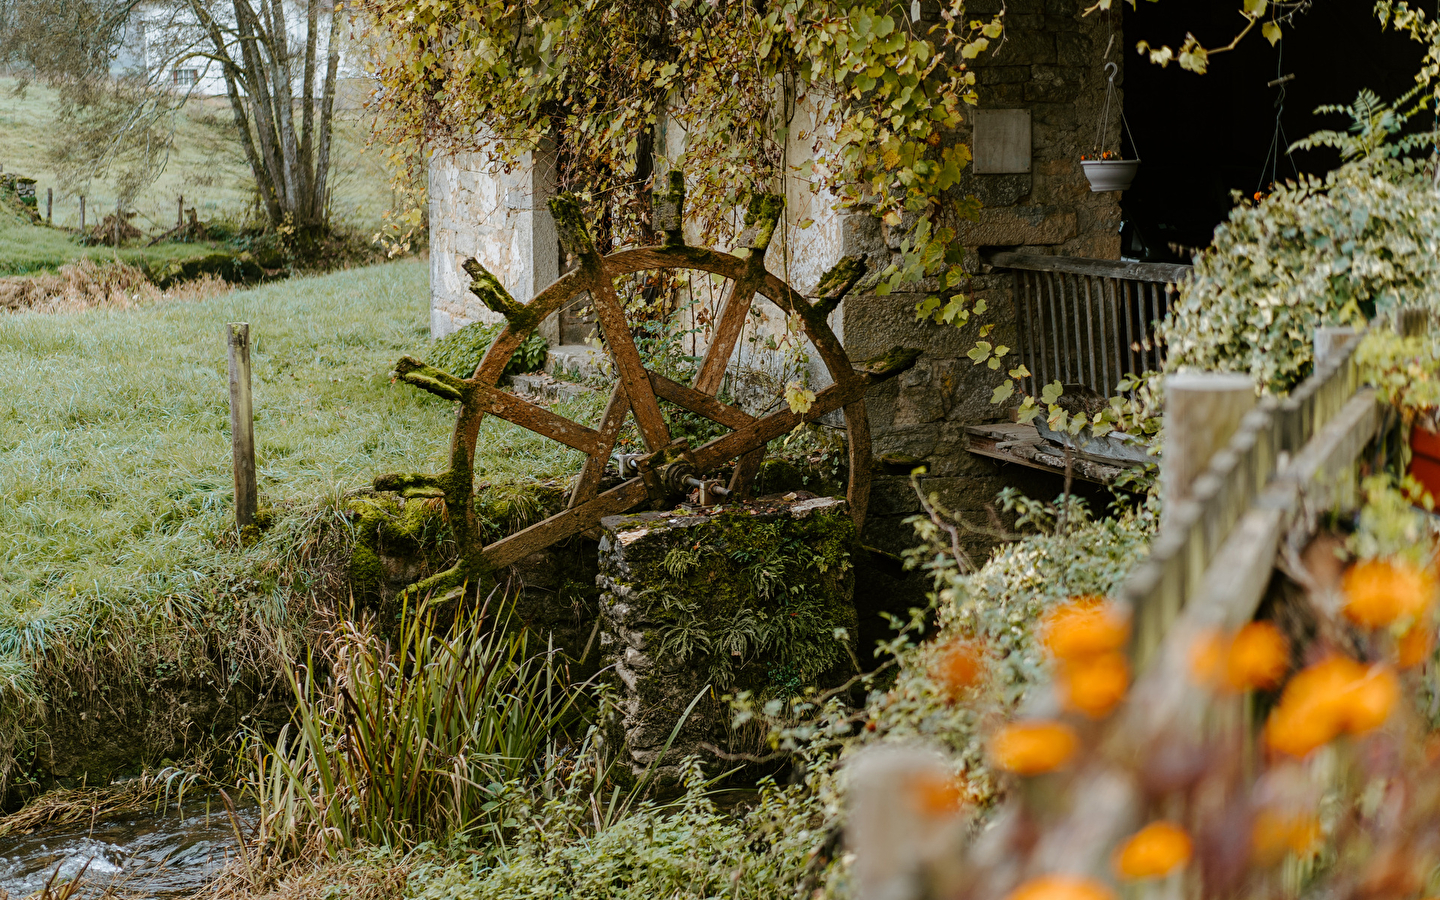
[1164,160,1440,394]
[427,320,548,380]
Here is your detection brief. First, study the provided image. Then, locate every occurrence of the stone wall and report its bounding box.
[841,1,1125,558]
[596,499,857,779]
[428,148,559,339]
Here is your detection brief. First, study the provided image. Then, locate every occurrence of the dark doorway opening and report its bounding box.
[1119,1,1427,261]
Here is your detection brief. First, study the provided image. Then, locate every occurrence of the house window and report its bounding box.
[172,68,199,86]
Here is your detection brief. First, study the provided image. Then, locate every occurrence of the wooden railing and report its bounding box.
[989,252,1193,398]
[1121,329,1376,669]
[953,326,1397,891]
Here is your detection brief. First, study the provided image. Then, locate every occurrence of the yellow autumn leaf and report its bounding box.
[785,382,817,414]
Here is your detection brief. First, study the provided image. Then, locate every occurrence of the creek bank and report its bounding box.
[0,792,254,898]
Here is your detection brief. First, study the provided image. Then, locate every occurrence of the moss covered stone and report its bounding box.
[597,497,856,778]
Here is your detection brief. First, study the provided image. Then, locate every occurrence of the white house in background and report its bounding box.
[110,0,348,99]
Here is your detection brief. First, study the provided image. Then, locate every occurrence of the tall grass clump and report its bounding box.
[248,599,581,857]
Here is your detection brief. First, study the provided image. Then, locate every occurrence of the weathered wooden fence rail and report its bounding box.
[989,252,1193,398]
[1121,328,1373,670]
[958,326,1398,895]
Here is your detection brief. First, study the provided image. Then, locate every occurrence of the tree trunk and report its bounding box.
[313,0,340,226]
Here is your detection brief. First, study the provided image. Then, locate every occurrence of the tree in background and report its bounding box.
[1,0,341,235]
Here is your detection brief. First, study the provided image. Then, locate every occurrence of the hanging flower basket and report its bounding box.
[1082,156,1141,192]
[1083,62,1140,193]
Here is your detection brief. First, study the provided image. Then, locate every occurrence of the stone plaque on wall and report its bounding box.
[973,109,1032,174]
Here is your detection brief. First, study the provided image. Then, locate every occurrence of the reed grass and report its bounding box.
[248,599,581,857]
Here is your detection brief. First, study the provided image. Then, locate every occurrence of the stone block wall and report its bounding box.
[842,2,1125,559]
[428,148,559,339]
[596,499,856,779]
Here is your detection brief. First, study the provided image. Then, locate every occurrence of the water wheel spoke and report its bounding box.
[483,478,650,570]
[475,383,609,456]
[648,371,754,430]
[569,381,630,508]
[589,266,672,451]
[692,258,765,396]
[691,375,871,471]
[728,448,765,497]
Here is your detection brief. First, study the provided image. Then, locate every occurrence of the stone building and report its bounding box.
[426,1,1127,556]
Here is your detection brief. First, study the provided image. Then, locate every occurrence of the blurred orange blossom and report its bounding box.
[1042,597,1130,661]
[1114,821,1192,879]
[1060,651,1129,719]
[1264,657,1398,758]
[992,721,1079,775]
[1005,875,1117,900]
[1342,558,1435,629]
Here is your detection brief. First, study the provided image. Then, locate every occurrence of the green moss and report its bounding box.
[621,506,856,695]
[743,193,784,251]
[548,194,596,258]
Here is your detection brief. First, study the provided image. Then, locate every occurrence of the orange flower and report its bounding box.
[1252,810,1322,864]
[932,639,984,698]
[1006,875,1117,900]
[1189,629,1225,684]
[991,721,1079,776]
[1339,665,1398,735]
[906,770,965,817]
[1264,657,1399,757]
[1114,821,1192,879]
[1342,558,1436,629]
[1060,652,1129,719]
[1398,624,1434,668]
[1225,622,1289,690]
[1043,598,1130,661]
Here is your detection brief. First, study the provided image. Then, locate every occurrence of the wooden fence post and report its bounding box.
[45,188,52,224]
[113,203,121,247]
[226,323,258,529]
[178,194,184,228]
[79,195,85,231]
[1315,326,1360,368]
[1161,373,1256,527]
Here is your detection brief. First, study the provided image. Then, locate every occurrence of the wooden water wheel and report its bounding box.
[379,183,919,601]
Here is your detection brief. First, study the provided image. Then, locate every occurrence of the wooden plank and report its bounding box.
[963,422,1041,441]
[476,384,608,456]
[587,273,673,451]
[569,381,630,508]
[988,251,1192,285]
[693,257,766,395]
[649,372,754,430]
[964,434,1118,485]
[484,479,650,570]
[226,323,258,528]
[691,376,869,471]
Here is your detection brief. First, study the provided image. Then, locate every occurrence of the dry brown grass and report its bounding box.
[0,260,229,313]
[0,769,207,838]
[200,854,412,900]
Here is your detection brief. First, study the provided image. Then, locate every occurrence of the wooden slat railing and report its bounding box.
[989,252,1193,399]
[954,325,1396,896]
[1121,330,1373,669]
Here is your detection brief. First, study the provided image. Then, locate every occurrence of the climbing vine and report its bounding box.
[355,0,999,277]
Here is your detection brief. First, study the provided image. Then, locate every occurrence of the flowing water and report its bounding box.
[0,796,253,899]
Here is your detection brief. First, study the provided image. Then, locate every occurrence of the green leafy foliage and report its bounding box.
[409,764,822,900]
[427,320,549,380]
[1164,160,1440,393]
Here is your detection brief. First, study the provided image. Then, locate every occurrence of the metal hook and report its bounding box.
[1105,61,1118,83]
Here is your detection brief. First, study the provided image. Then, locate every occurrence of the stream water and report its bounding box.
[0,796,253,899]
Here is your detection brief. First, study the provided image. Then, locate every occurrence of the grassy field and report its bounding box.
[0,214,233,277]
[0,259,592,704]
[0,77,399,235]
